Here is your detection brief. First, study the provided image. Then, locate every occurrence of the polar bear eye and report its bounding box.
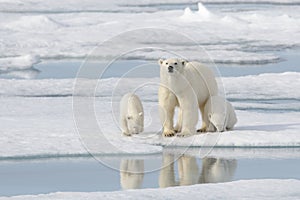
[127,116,132,120]
[166,62,168,65]
[174,62,177,65]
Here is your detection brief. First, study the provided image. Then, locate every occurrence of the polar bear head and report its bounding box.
[208,113,226,132]
[126,95,144,135]
[158,58,187,76]
[126,111,143,135]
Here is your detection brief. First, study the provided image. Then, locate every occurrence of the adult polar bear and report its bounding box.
[158,58,218,137]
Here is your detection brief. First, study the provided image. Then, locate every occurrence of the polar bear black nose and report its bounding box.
[168,66,174,72]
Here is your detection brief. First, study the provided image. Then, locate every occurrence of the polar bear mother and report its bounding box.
[158,58,218,137]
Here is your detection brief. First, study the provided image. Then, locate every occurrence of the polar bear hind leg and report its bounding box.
[176,94,198,137]
[174,107,182,133]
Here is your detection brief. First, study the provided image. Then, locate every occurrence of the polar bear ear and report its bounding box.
[158,59,164,65]
[208,113,212,119]
[139,112,143,116]
[181,59,188,66]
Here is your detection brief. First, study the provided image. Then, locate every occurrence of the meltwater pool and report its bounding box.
[1,148,299,197]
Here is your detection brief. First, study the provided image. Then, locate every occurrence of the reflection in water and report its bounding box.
[199,158,237,183]
[120,159,144,190]
[159,154,177,188]
[119,155,237,190]
[178,155,199,186]
[159,154,237,188]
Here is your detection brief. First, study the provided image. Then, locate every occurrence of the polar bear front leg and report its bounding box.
[159,103,176,137]
[158,87,178,137]
[121,118,131,136]
[177,95,198,137]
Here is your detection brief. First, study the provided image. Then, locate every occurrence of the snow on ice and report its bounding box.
[0,1,299,64]
[0,179,299,200]
[0,72,299,158]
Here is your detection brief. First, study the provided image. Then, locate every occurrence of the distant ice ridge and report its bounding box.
[0,179,299,199]
[180,2,248,25]
[0,55,40,79]
[0,1,299,64]
[0,55,40,71]
[181,2,219,22]
[2,0,300,10]
[4,15,67,32]
[122,0,300,6]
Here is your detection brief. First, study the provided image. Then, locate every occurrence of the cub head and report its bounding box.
[208,113,226,132]
[126,111,144,135]
[158,58,187,75]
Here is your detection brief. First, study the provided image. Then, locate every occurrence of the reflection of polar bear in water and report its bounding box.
[177,156,199,186]
[159,154,236,187]
[158,58,218,137]
[120,93,144,136]
[159,154,199,187]
[199,158,237,183]
[159,154,177,188]
[120,159,144,190]
[204,96,237,132]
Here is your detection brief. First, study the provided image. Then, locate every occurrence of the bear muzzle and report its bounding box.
[215,124,225,132]
[131,127,140,134]
[168,66,174,73]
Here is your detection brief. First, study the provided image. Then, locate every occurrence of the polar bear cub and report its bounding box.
[203,96,237,132]
[120,93,144,136]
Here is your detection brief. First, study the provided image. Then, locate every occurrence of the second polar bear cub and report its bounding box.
[120,93,144,136]
[204,96,237,132]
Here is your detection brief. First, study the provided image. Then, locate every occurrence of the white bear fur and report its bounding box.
[120,93,144,136]
[204,95,237,132]
[158,58,218,137]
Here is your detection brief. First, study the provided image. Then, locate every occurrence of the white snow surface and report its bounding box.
[0,72,299,158]
[0,179,299,200]
[0,1,300,64]
[164,147,300,159]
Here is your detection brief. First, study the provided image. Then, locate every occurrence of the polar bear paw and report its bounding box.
[177,130,193,137]
[197,128,207,133]
[122,132,132,137]
[174,126,182,133]
[163,129,175,137]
